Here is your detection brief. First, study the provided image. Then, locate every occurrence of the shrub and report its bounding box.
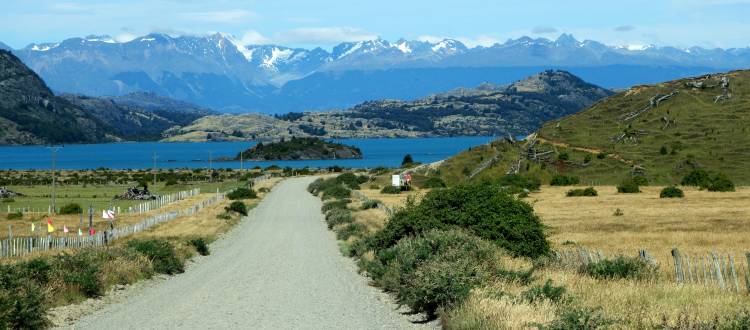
[660,186,684,198]
[360,199,381,210]
[660,145,668,155]
[322,185,352,200]
[165,178,179,186]
[421,177,447,189]
[596,152,607,159]
[364,230,503,317]
[59,202,83,215]
[617,179,641,193]
[55,250,104,297]
[566,187,598,197]
[521,279,566,303]
[681,169,711,187]
[543,306,612,330]
[380,186,401,194]
[322,199,350,212]
[0,278,50,329]
[579,256,655,280]
[583,154,593,164]
[401,154,414,166]
[707,173,735,192]
[496,174,541,191]
[369,183,549,258]
[632,175,649,186]
[258,187,270,193]
[550,174,580,186]
[188,238,210,256]
[1,197,14,203]
[216,212,231,220]
[336,222,367,240]
[6,211,22,220]
[127,239,184,275]
[227,187,257,200]
[335,173,361,190]
[325,209,353,229]
[557,152,569,161]
[225,201,248,216]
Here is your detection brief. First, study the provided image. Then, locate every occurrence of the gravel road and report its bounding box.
[69,177,435,330]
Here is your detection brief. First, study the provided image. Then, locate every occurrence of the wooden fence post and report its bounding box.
[729,255,740,293]
[745,252,750,294]
[672,248,684,283]
[711,251,726,290]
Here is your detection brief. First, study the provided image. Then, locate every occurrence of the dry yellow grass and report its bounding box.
[358,188,426,210]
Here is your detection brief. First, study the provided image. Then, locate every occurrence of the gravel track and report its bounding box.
[69,177,435,329]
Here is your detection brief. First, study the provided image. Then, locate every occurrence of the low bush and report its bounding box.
[126,239,184,275]
[56,250,104,298]
[321,199,350,212]
[216,212,231,220]
[521,279,566,303]
[579,256,655,280]
[5,211,22,220]
[368,183,549,258]
[1,197,14,203]
[364,230,504,317]
[324,209,353,229]
[165,178,179,186]
[336,222,367,240]
[566,187,598,197]
[360,199,381,210]
[322,185,352,200]
[380,186,401,194]
[543,306,612,330]
[632,175,649,186]
[59,202,83,215]
[496,174,541,192]
[421,177,447,189]
[0,277,49,329]
[225,201,248,216]
[335,173,361,190]
[550,174,580,186]
[188,238,210,256]
[617,179,641,193]
[681,169,711,187]
[660,186,684,198]
[258,187,270,193]
[707,173,735,192]
[227,187,257,200]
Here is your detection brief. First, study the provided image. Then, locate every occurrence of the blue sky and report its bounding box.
[2,0,750,49]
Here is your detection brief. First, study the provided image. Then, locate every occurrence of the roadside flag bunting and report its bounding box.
[78,228,83,236]
[89,227,96,236]
[102,209,115,219]
[47,218,54,233]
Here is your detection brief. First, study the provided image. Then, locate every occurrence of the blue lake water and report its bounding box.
[0,137,495,170]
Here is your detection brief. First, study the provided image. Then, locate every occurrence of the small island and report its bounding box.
[236,137,363,161]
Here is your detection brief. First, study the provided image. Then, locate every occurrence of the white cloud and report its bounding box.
[239,30,269,45]
[179,9,257,24]
[274,27,377,44]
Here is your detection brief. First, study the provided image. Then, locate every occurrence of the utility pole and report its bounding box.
[208,150,213,182]
[48,146,61,214]
[152,152,158,188]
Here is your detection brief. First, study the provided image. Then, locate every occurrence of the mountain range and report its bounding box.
[0,49,214,144]
[163,70,613,141]
[6,33,749,113]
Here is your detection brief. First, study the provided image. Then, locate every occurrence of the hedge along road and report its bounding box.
[69,177,436,330]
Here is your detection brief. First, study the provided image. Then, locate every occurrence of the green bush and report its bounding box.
[521,279,566,303]
[56,251,104,297]
[584,154,593,164]
[550,174,580,186]
[225,201,248,216]
[322,185,352,200]
[126,239,184,275]
[401,154,414,166]
[216,212,231,220]
[496,174,541,191]
[617,179,641,193]
[681,169,711,187]
[632,175,649,186]
[543,306,612,330]
[188,238,210,256]
[258,187,270,193]
[380,186,402,194]
[59,202,83,215]
[660,186,684,198]
[6,211,22,220]
[0,278,49,329]
[707,173,735,192]
[421,177,447,189]
[566,187,598,197]
[364,230,503,317]
[335,173,361,190]
[324,209,353,229]
[596,152,607,159]
[557,152,570,161]
[579,256,655,280]
[321,199,350,212]
[1,197,14,203]
[360,199,381,210]
[165,178,179,186]
[368,183,549,258]
[227,187,257,200]
[336,222,367,240]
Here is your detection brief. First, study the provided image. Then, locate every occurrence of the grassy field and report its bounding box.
[348,183,750,328]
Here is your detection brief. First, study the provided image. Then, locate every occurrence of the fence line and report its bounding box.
[127,188,201,215]
[0,192,226,259]
[553,246,750,294]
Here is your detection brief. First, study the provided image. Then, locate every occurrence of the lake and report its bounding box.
[0,137,496,170]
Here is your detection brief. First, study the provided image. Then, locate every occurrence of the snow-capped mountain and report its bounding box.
[6,33,750,113]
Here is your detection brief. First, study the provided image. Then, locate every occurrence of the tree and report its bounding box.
[401,154,414,166]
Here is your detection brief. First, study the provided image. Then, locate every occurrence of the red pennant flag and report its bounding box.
[89,228,96,236]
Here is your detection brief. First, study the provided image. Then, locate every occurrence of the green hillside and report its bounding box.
[434,70,750,185]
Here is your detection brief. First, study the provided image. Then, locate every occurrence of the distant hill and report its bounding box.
[236,137,362,161]
[9,33,747,113]
[0,50,213,144]
[436,69,750,185]
[165,70,612,141]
